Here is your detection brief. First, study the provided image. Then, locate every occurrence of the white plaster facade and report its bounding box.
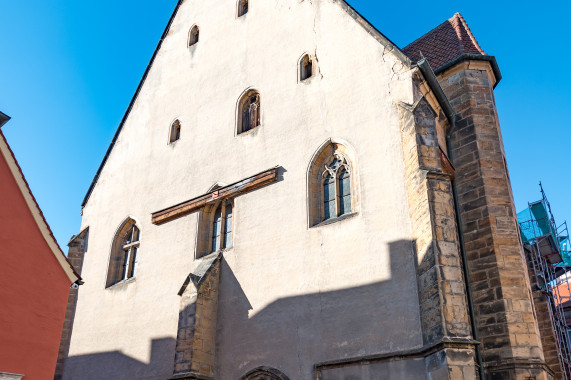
[63,0,430,379]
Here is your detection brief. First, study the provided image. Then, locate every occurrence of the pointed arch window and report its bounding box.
[308,141,358,227]
[197,199,234,258]
[300,54,313,81]
[238,90,260,134]
[211,200,233,252]
[106,219,140,288]
[189,25,199,47]
[169,119,181,143]
[321,154,351,221]
[238,0,248,17]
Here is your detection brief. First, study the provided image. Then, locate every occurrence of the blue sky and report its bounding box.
[1,0,569,248]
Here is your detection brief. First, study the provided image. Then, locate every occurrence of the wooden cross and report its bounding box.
[151,166,280,225]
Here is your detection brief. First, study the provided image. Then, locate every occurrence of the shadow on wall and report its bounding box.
[63,240,425,379]
[218,239,425,379]
[62,338,176,380]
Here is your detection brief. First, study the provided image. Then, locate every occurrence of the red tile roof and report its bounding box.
[403,13,486,71]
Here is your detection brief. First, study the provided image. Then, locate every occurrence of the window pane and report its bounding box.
[212,205,223,252]
[213,219,221,235]
[323,176,335,201]
[170,121,181,142]
[132,226,140,242]
[189,27,199,46]
[324,200,336,220]
[338,169,351,215]
[129,247,138,278]
[223,202,233,249]
[301,55,312,81]
[340,195,351,216]
[121,250,130,281]
[250,96,259,128]
[212,235,220,252]
[339,170,350,194]
[239,0,248,16]
[323,175,336,220]
[242,107,250,132]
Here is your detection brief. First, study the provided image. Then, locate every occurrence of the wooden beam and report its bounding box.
[152,166,279,225]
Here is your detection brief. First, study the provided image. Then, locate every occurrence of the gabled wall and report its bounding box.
[0,134,72,380]
[65,0,447,379]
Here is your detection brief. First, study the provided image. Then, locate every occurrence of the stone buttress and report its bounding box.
[170,253,221,380]
[399,93,478,379]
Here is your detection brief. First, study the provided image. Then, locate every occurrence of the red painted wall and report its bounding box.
[0,148,71,379]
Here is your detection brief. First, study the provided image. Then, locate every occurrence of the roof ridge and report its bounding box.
[449,13,466,56]
[451,12,485,55]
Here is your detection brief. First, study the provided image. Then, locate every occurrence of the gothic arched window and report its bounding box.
[321,154,351,221]
[237,0,248,17]
[169,119,181,143]
[211,200,232,252]
[299,54,313,81]
[308,140,358,227]
[106,219,140,288]
[196,199,234,258]
[189,25,199,47]
[238,90,260,134]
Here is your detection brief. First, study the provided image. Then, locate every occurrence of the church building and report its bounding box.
[60,1,561,379]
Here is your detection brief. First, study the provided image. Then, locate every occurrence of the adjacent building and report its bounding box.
[0,111,81,380]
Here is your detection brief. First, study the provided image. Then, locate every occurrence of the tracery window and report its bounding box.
[307,140,358,227]
[106,219,140,288]
[299,54,313,81]
[238,90,260,134]
[237,0,248,17]
[169,119,181,143]
[189,25,199,47]
[322,154,352,221]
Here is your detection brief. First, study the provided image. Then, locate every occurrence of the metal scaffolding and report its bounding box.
[518,183,571,379]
